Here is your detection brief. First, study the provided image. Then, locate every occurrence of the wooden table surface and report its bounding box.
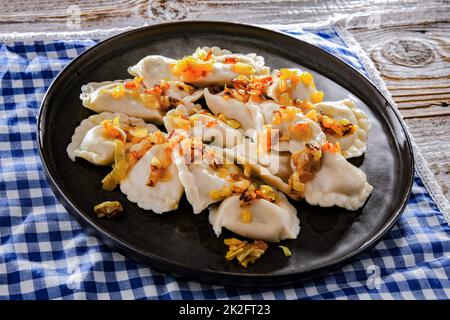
[2,0,449,199]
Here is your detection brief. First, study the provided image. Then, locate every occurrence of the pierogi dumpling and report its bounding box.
[231,139,292,181]
[164,107,245,149]
[66,112,157,166]
[128,47,270,88]
[303,149,373,210]
[255,106,326,154]
[314,99,370,158]
[190,113,245,148]
[209,192,300,242]
[223,143,300,200]
[127,55,177,88]
[267,68,321,104]
[81,80,202,124]
[120,143,184,213]
[203,88,265,132]
[173,142,250,214]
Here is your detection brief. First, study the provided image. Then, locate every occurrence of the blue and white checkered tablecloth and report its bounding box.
[0,26,449,300]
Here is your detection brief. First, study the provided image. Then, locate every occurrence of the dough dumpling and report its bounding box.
[314,99,370,158]
[255,106,326,154]
[120,143,184,213]
[164,107,245,148]
[267,68,318,104]
[209,192,300,242]
[203,88,264,132]
[173,142,248,213]
[224,143,300,200]
[174,158,229,214]
[81,80,163,123]
[190,113,245,148]
[128,48,269,88]
[127,55,177,88]
[66,112,157,166]
[81,80,202,124]
[232,139,292,181]
[303,149,373,210]
[190,46,269,86]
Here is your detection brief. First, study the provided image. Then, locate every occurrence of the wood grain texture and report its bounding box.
[352,23,449,117]
[1,0,449,31]
[405,116,450,197]
[352,21,450,200]
[1,0,449,200]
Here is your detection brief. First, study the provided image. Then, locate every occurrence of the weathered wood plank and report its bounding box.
[351,21,449,199]
[405,116,450,198]
[0,0,448,31]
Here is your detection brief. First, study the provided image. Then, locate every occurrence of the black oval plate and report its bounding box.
[37,21,414,286]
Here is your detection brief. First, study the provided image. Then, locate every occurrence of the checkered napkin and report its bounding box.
[1,27,449,300]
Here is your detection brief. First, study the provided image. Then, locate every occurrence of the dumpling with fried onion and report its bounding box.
[120,143,184,213]
[266,68,323,105]
[81,79,202,124]
[128,47,270,88]
[203,88,265,132]
[223,140,300,200]
[302,144,373,210]
[164,106,245,148]
[66,112,157,166]
[173,140,251,214]
[257,106,326,154]
[314,99,370,158]
[209,191,300,242]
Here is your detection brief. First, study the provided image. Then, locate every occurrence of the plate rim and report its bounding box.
[37,20,414,286]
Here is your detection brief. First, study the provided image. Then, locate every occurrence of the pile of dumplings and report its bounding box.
[67,47,373,245]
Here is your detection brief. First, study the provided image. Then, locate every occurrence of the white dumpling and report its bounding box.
[303,150,373,210]
[209,192,300,242]
[224,144,300,200]
[267,68,317,103]
[232,139,292,180]
[70,125,124,166]
[66,112,157,166]
[81,80,163,123]
[128,48,269,88]
[127,55,177,88]
[254,106,326,154]
[314,99,370,158]
[201,46,267,73]
[279,119,325,155]
[80,80,202,124]
[175,161,230,214]
[190,113,245,148]
[164,106,245,148]
[173,144,233,214]
[120,144,184,213]
[203,88,264,132]
[252,100,282,124]
[166,82,204,104]
[191,47,269,86]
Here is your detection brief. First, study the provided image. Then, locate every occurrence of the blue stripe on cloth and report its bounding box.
[0,29,449,300]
